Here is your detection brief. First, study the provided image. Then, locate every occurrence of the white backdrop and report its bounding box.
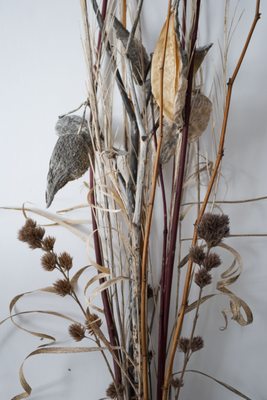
[0,1,267,399]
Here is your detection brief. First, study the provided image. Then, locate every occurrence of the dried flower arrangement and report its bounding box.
[0,1,262,399]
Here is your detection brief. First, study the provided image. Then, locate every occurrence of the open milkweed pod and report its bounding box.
[151,12,187,122]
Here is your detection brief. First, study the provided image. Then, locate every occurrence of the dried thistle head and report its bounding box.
[53,279,72,297]
[171,377,184,389]
[178,337,190,353]
[85,312,102,335]
[58,252,73,271]
[197,213,230,247]
[106,382,124,399]
[203,252,221,271]
[18,218,45,249]
[41,252,57,271]
[189,245,206,265]
[191,336,204,352]
[68,323,85,342]
[194,268,212,288]
[42,236,56,251]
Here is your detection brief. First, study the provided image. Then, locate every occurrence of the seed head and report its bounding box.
[106,382,124,399]
[41,252,57,271]
[189,246,206,265]
[171,378,184,388]
[53,279,72,297]
[197,213,230,247]
[58,252,73,270]
[203,252,221,271]
[194,268,212,288]
[18,219,45,249]
[178,337,190,353]
[42,236,56,251]
[68,323,85,342]
[191,336,204,352]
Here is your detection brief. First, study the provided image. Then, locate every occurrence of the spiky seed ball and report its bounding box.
[58,252,73,271]
[42,236,56,251]
[178,337,190,353]
[203,252,221,270]
[68,323,85,342]
[197,213,230,247]
[18,219,45,249]
[189,245,206,265]
[191,336,204,352]
[41,252,57,271]
[194,268,212,288]
[53,279,72,297]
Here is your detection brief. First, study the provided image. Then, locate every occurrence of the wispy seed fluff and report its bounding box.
[197,213,230,247]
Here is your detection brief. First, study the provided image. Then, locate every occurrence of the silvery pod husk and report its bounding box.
[46,115,92,207]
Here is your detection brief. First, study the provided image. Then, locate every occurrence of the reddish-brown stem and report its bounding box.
[157,3,201,399]
[163,1,261,397]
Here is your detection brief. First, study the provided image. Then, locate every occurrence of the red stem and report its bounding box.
[156,3,201,399]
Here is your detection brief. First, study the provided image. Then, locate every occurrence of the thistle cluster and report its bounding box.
[189,213,230,289]
[18,218,73,297]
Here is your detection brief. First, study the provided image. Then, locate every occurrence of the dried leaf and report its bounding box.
[151,12,186,121]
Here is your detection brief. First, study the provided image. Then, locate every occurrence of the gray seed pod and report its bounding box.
[160,122,180,164]
[113,17,150,85]
[55,115,89,136]
[46,115,92,207]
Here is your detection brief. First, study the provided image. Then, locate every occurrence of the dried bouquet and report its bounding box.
[0,0,262,399]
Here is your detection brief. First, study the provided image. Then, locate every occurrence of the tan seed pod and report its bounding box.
[151,12,186,122]
[188,91,212,142]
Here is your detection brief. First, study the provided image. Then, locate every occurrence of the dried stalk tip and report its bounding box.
[203,252,221,271]
[194,268,212,288]
[189,245,205,265]
[106,382,124,399]
[178,337,190,353]
[42,236,56,251]
[85,313,102,335]
[58,252,73,270]
[68,323,85,342]
[171,377,184,388]
[191,336,204,352]
[197,213,230,247]
[53,279,72,296]
[18,218,45,249]
[41,252,57,271]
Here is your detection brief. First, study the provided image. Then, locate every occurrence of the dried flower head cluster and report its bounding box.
[171,378,184,389]
[106,382,124,399]
[53,279,72,297]
[197,213,230,248]
[178,336,204,353]
[189,213,230,289]
[18,218,45,249]
[68,323,86,342]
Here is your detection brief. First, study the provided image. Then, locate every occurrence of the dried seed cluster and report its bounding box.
[178,336,204,353]
[106,382,124,399]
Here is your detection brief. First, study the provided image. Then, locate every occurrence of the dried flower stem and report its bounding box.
[139,2,172,398]
[163,1,261,396]
[157,2,202,398]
